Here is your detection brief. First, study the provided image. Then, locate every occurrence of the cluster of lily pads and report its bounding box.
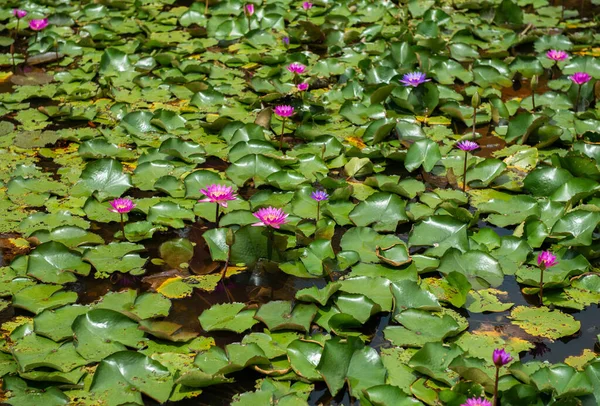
[2,0,600,405]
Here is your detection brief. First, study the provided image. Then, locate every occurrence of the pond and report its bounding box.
[1,0,600,405]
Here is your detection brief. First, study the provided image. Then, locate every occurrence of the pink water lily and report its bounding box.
[245,3,255,16]
[400,71,430,87]
[461,399,491,406]
[199,184,237,208]
[492,348,513,367]
[297,82,309,91]
[109,198,135,214]
[12,9,27,19]
[456,140,478,151]
[29,18,48,31]
[303,2,313,10]
[537,250,558,269]
[287,62,306,74]
[546,49,568,62]
[252,207,288,228]
[274,105,294,117]
[569,72,592,85]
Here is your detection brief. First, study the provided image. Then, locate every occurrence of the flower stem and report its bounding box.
[120,213,126,239]
[215,204,220,227]
[205,0,209,14]
[472,105,477,138]
[539,265,545,307]
[531,88,536,110]
[12,19,20,72]
[462,150,468,193]
[279,117,287,150]
[316,201,320,223]
[493,366,500,406]
[267,227,274,261]
[575,84,582,113]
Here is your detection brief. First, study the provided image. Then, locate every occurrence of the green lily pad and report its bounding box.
[508,306,581,341]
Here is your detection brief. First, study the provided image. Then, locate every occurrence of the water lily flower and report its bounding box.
[537,250,558,269]
[252,207,288,229]
[199,184,237,208]
[569,72,592,85]
[29,18,48,31]
[282,36,290,46]
[109,198,135,239]
[400,71,430,87]
[12,9,27,19]
[492,348,513,367]
[274,105,294,117]
[461,399,492,406]
[456,140,479,151]
[245,3,255,16]
[546,49,568,62]
[311,190,329,201]
[109,198,135,214]
[273,105,294,149]
[456,140,478,192]
[287,62,306,74]
[297,82,309,91]
[303,2,313,10]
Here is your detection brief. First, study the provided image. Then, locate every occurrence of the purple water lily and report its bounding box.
[400,71,430,87]
[456,140,479,151]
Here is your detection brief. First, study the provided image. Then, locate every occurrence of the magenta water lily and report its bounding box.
[493,348,513,367]
[492,348,512,406]
[400,71,430,87]
[29,18,48,31]
[109,198,135,239]
[537,250,558,269]
[303,2,313,10]
[297,82,309,91]
[461,399,492,406]
[546,49,568,62]
[457,140,478,192]
[287,62,306,74]
[570,72,592,85]
[245,3,255,16]
[109,198,135,214]
[12,9,27,19]
[274,105,294,117]
[537,250,557,307]
[252,207,288,228]
[199,184,237,208]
